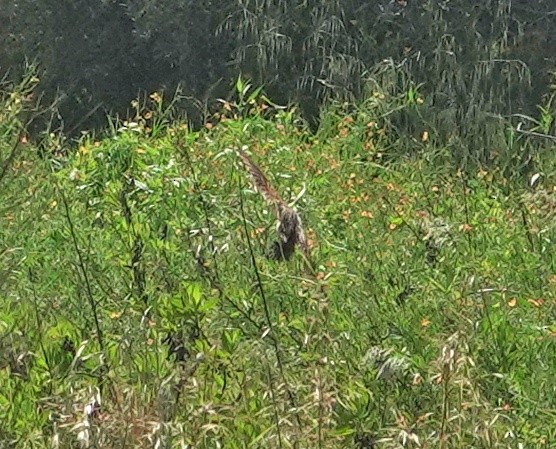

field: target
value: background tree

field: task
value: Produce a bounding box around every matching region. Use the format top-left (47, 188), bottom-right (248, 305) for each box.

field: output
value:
top-left (1, 0), bottom-right (553, 147)
top-left (2, 0), bottom-right (140, 135)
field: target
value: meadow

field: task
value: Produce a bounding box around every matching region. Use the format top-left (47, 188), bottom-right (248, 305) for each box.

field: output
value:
top-left (1, 78), bottom-right (555, 448)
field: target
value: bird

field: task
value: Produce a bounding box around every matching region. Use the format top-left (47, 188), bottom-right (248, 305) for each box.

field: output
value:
top-left (237, 147), bottom-right (310, 263)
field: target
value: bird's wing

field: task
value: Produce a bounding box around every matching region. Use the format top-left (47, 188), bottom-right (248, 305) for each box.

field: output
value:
top-left (238, 148), bottom-right (284, 209)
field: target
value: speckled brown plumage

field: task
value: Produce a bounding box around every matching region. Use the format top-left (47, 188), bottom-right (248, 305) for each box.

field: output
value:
top-left (238, 148), bottom-right (309, 262)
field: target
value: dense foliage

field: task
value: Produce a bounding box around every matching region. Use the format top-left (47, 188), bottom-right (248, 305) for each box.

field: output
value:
top-left (1, 70), bottom-right (556, 448)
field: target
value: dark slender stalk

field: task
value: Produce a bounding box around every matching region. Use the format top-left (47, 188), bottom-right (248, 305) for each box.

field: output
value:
top-left (460, 172), bottom-right (474, 249)
top-left (58, 187), bottom-right (108, 391)
top-left (417, 167), bottom-right (437, 217)
top-left (265, 360), bottom-right (284, 449)
top-left (119, 183), bottom-right (148, 305)
top-left (519, 201), bottom-right (544, 297)
top-left (519, 203), bottom-right (535, 253)
top-left (478, 288), bottom-right (504, 370)
top-left (27, 268), bottom-right (53, 394)
top-left (439, 363), bottom-right (451, 448)
top-left (177, 142), bottom-right (220, 268)
top-left (239, 184), bottom-right (285, 448)
top-left (238, 182), bottom-right (302, 447)
top-left (178, 140), bottom-right (262, 328)
top-left (0, 135), bottom-right (22, 185)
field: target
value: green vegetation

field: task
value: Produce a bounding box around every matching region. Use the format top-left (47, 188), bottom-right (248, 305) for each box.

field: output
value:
top-left (1, 74), bottom-right (556, 448)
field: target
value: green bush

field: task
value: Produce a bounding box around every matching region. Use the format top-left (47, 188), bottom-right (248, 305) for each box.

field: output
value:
top-left (1, 77), bottom-right (555, 447)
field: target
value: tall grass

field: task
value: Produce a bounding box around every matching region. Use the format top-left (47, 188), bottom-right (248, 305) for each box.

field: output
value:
top-left (0, 76), bottom-right (555, 448)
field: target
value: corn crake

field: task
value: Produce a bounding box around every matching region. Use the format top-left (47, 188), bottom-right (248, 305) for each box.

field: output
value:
top-left (237, 148), bottom-right (313, 270)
